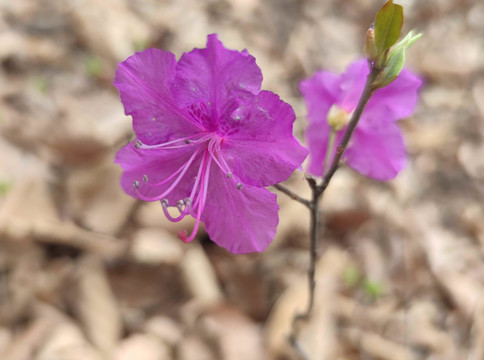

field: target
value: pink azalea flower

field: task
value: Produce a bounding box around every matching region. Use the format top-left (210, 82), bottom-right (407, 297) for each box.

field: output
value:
top-left (301, 59), bottom-right (422, 180)
top-left (114, 34), bottom-right (308, 253)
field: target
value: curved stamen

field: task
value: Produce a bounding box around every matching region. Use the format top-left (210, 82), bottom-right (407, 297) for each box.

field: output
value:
top-left (179, 152), bottom-right (212, 243)
top-left (185, 153), bottom-right (206, 215)
top-left (208, 139), bottom-right (233, 179)
top-left (197, 155), bottom-right (212, 213)
top-left (146, 146), bottom-right (202, 188)
top-left (132, 147), bottom-right (202, 202)
top-left (136, 134), bottom-right (211, 150)
top-left (208, 142), bottom-right (230, 175)
top-left (214, 140), bottom-right (233, 177)
top-left (161, 199), bottom-right (192, 222)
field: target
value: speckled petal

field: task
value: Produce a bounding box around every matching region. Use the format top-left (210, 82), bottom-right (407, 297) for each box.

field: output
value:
top-left (114, 49), bottom-right (202, 145)
top-left (221, 91), bottom-right (308, 186)
top-left (172, 34), bottom-right (262, 124)
top-left (115, 141), bottom-right (203, 204)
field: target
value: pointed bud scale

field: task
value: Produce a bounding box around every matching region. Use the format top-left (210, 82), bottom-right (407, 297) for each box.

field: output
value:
top-left (364, 24), bottom-right (378, 62)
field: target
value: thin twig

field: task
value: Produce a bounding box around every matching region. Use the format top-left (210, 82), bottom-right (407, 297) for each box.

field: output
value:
top-left (273, 183), bottom-right (312, 209)
top-left (285, 64), bottom-right (383, 358)
top-left (305, 176), bottom-right (320, 314)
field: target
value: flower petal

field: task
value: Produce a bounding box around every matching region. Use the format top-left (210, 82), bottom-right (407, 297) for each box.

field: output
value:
top-left (299, 70), bottom-right (341, 124)
top-left (365, 68), bottom-right (422, 123)
top-left (300, 69), bottom-right (344, 177)
top-left (202, 167), bottom-right (279, 253)
top-left (338, 59), bottom-right (369, 111)
top-left (305, 119), bottom-right (331, 176)
top-left (221, 91), bottom-right (308, 186)
top-left (172, 34), bottom-right (262, 119)
top-left (114, 49), bottom-right (201, 145)
top-left (115, 141), bottom-right (202, 204)
top-left (344, 121), bottom-right (406, 180)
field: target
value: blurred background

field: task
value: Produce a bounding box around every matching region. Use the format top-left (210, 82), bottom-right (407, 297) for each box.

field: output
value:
top-left (0, 0), bottom-right (483, 359)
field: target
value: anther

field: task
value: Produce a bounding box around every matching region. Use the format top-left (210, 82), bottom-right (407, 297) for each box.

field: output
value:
top-left (134, 140), bottom-right (142, 149)
top-left (151, 117), bottom-right (156, 121)
top-left (177, 199), bottom-right (184, 207)
top-left (237, 183), bottom-right (243, 190)
top-left (133, 180), bottom-right (140, 190)
top-left (143, 174), bottom-right (148, 183)
top-left (185, 140), bottom-right (191, 144)
top-left (227, 172), bottom-right (232, 178)
top-left (161, 198), bottom-right (169, 207)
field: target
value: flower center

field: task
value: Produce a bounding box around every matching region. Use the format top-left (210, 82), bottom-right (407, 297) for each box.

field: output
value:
top-left (327, 105), bottom-right (351, 131)
top-left (132, 135), bottom-right (239, 243)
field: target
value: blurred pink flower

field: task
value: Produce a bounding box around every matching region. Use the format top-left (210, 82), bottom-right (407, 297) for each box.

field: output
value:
top-left (301, 59), bottom-right (422, 180)
top-left (114, 34), bottom-right (307, 253)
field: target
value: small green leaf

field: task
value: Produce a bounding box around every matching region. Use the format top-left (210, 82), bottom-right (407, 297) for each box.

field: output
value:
top-left (343, 265), bottom-right (361, 288)
top-left (374, 0), bottom-right (404, 56)
top-left (394, 30), bottom-right (422, 52)
top-left (33, 75), bottom-right (49, 94)
top-left (373, 30), bottom-right (422, 88)
top-left (363, 279), bottom-right (384, 302)
top-left (374, 45), bottom-right (405, 88)
top-left (84, 55), bottom-right (103, 77)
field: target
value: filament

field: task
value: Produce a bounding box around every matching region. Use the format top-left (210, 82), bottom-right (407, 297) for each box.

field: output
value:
top-left (136, 134), bottom-right (211, 150)
top-left (179, 152), bottom-right (212, 243)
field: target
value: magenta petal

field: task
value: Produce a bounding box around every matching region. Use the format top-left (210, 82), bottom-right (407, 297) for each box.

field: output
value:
top-left (338, 59), bottom-right (369, 111)
top-left (365, 68), bottom-right (422, 123)
top-left (221, 91), bottom-right (308, 186)
top-left (202, 168), bottom-right (279, 253)
top-left (115, 142), bottom-right (202, 204)
top-left (344, 122), bottom-right (406, 180)
top-left (114, 49), bottom-right (201, 144)
top-left (305, 119), bottom-right (330, 176)
top-left (300, 70), bottom-right (341, 124)
top-left (301, 70), bottom-right (341, 177)
top-left (172, 34), bottom-right (262, 116)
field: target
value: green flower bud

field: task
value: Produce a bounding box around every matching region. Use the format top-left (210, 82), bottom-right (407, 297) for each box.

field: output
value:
top-left (373, 30), bottom-right (422, 89)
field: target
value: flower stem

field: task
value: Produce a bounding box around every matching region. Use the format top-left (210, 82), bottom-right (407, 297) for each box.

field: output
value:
top-left (273, 183), bottom-right (312, 209)
top-left (303, 64), bottom-right (382, 317)
top-left (323, 130), bottom-right (336, 175)
top-left (306, 180), bottom-right (320, 315)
